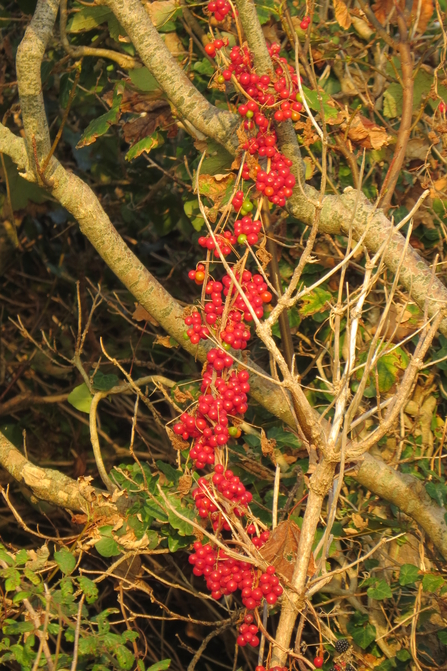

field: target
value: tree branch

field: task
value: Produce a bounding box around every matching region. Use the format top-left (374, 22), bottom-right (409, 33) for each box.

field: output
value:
top-left (0, 430), bottom-right (93, 513)
top-left (60, 0), bottom-right (139, 70)
top-left (102, 0), bottom-right (240, 153)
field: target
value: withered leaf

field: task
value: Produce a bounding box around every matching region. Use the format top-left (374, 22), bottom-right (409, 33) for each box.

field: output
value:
top-left (334, 0), bottom-right (352, 28)
top-left (173, 387), bottom-right (194, 404)
top-left (197, 173), bottom-right (235, 222)
top-left (261, 428), bottom-right (276, 458)
top-left (132, 303), bottom-right (159, 326)
top-left (123, 104), bottom-right (173, 145)
top-left (372, 0), bottom-right (433, 32)
top-left (343, 116), bottom-right (391, 150)
top-left (154, 334), bottom-right (178, 348)
top-left (259, 520), bottom-right (316, 582)
top-left (166, 426), bottom-right (189, 451)
top-left (178, 474), bottom-right (193, 497)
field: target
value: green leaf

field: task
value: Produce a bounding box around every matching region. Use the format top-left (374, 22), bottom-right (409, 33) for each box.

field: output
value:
top-left (77, 90), bottom-right (122, 148)
top-left (201, 140), bottom-right (234, 175)
top-left (300, 85), bottom-right (338, 119)
top-left (399, 564), bottom-right (420, 586)
top-left (438, 630), bottom-right (447, 645)
top-left (115, 644), bottom-right (134, 670)
top-left (357, 345), bottom-right (409, 394)
top-left (129, 67), bottom-right (160, 92)
top-left (396, 649), bottom-right (412, 662)
top-left (95, 536), bottom-right (121, 558)
top-left (425, 480), bottom-right (447, 506)
top-left (54, 548), bottom-right (76, 575)
top-left (77, 576), bottom-right (99, 604)
top-left (67, 6), bottom-right (113, 32)
top-left (2, 621), bottom-right (34, 635)
top-left (422, 573), bottom-right (445, 592)
top-left (24, 568), bottom-right (41, 586)
top-left (126, 134), bottom-right (161, 161)
top-left (147, 660), bottom-right (171, 671)
top-left (91, 370), bottom-right (120, 391)
top-left (351, 623), bottom-right (376, 649)
top-left (165, 495), bottom-right (195, 536)
top-left (367, 580), bottom-right (393, 600)
top-left (193, 58), bottom-right (215, 76)
top-left (3, 569), bottom-right (21, 592)
top-left (299, 287), bottom-right (332, 316)
top-left (12, 590), bottom-right (32, 604)
top-left (0, 549), bottom-right (14, 566)
top-left (67, 383), bottom-right (93, 414)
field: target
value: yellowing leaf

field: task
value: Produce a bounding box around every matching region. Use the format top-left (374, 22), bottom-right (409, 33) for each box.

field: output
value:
top-left (334, 0), bottom-right (352, 29)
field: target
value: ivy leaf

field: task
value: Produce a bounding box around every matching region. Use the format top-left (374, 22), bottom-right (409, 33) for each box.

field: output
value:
top-left (357, 345), bottom-right (409, 394)
top-left (399, 564), bottom-right (420, 586)
top-left (438, 630), bottom-right (447, 645)
top-left (91, 371), bottom-right (119, 391)
top-left (425, 481), bottom-right (447, 506)
top-left (350, 623), bottom-right (376, 649)
top-left (95, 537), bottom-right (121, 558)
top-left (77, 90), bottom-right (123, 148)
top-left (54, 548), bottom-right (76, 575)
top-left (299, 287), bottom-right (332, 316)
top-left (67, 383), bottom-right (93, 414)
top-left (422, 573), bottom-right (445, 592)
top-left (396, 650), bottom-right (412, 662)
top-left (367, 579), bottom-right (392, 600)
top-left (166, 495), bottom-right (195, 536)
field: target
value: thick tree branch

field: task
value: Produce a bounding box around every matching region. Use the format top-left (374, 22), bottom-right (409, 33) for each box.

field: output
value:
top-left (102, 0), bottom-right (240, 154)
top-left (0, 430), bottom-right (93, 513)
top-left (3, 0), bottom-right (447, 568)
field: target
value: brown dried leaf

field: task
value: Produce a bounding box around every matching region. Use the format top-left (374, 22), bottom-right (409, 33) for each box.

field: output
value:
top-left (197, 173), bottom-right (235, 222)
top-left (173, 387), bottom-right (194, 403)
top-left (178, 474), bottom-right (193, 497)
top-left (259, 520), bottom-right (316, 581)
top-left (372, 0), bottom-right (395, 25)
top-left (256, 240), bottom-right (272, 270)
top-left (343, 117), bottom-right (391, 150)
top-left (351, 513), bottom-right (368, 530)
top-left (334, 0), bottom-right (352, 28)
top-left (123, 104), bottom-right (173, 145)
top-left (132, 304), bottom-right (159, 327)
top-left (261, 428), bottom-right (276, 457)
top-left (166, 426), bottom-right (190, 451)
top-left (411, 0), bottom-right (434, 32)
top-left (154, 335), bottom-right (178, 348)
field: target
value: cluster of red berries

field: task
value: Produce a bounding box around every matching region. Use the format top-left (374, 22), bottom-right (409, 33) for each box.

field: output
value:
top-left (221, 270), bottom-right (273, 322)
top-left (300, 14), bottom-right (311, 29)
top-left (204, 37), bottom-right (227, 57)
top-left (207, 0), bottom-right (232, 22)
top-left (188, 263), bottom-right (206, 284)
top-left (247, 523), bottom-right (270, 548)
top-left (198, 230), bottom-right (237, 257)
top-left (256, 667), bottom-right (287, 671)
top-left (173, 368), bottom-right (250, 468)
top-left (188, 540), bottom-right (282, 610)
top-left (234, 215), bottom-right (262, 245)
top-left (237, 615), bottom-right (260, 647)
top-left (192, 467), bottom-right (253, 524)
top-left (184, 310), bottom-right (210, 344)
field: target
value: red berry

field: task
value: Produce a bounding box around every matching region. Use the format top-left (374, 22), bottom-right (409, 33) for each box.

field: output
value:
top-left (314, 657), bottom-right (324, 668)
top-left (205, 43), bottom-right (216, 56)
